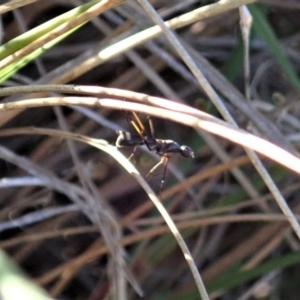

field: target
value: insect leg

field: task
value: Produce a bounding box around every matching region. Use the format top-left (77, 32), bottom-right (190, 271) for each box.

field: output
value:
top-left (128, 145), bottom-right (138, 163)
top-left (132, 111), bottom-right (146, 135)
top-left (147, 115), bottom-right (155, 139)
top-left (147, 156), bottom-right (166, 177)
top-left (159, 155), bottom-right (169, 199)
top-left (146, 155), bottom-right (168, 199)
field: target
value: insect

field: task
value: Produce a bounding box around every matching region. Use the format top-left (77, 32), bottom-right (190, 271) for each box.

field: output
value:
top-left (116, 111), bottom-right (194, 193)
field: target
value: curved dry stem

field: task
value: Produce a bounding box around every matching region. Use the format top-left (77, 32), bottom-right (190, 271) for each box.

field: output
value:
top-left (1, 91), bottom-right (300, 250)
top-left (0, 126), bottom-right (202, 297)
top-left (0, 96), bottom-right (298, 174)
top-left (1, 94), bottom-right (300, 242)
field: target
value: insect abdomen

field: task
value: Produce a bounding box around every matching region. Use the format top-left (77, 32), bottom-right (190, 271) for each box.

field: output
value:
top-left (116, 131), bottom-right (144, 148)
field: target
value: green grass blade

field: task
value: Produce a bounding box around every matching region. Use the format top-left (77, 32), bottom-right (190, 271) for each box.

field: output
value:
top-left (0, 0), bottom-right (99, 60)
top-left (248, 4), bottom-right (300, 94)
top-left (0, 250), bottom-right (51, 300)
top-left (208, 251), bottom-right (300, 292)
top-left (0, 26), bottom-right (79, 83)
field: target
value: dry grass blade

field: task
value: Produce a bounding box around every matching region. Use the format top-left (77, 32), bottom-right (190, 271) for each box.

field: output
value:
top-left (1, 0), bottom-right (300, 299)
top-left (3, 95), bottom-right (298, 173)
top-left (0, 126), bottom-right (203, 298)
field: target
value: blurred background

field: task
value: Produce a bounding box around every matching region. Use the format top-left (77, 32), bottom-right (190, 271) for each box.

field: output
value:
top-left (0, 0), bottom-right (300, 299)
